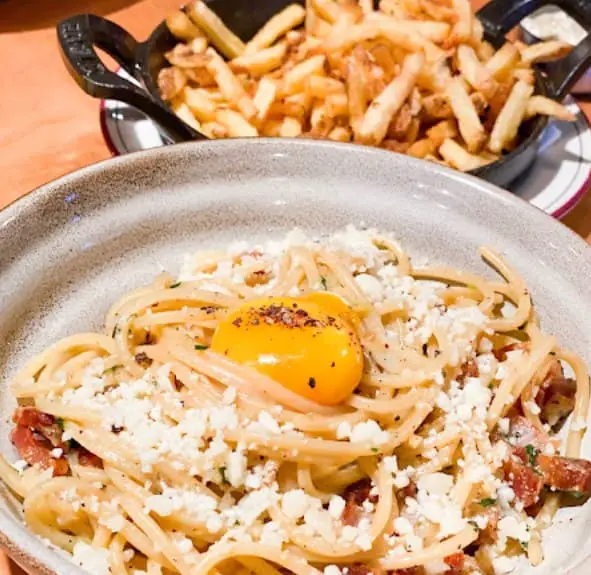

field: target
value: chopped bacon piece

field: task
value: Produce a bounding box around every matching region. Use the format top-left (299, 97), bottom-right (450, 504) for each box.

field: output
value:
top-left (390, 569), bottom-right (421, 575)
top-left (444, 552), bottom-right (465, 571)
top-left (505, 416), bottom-right (591, 501)
top-left (78, 447), bottom-right (103, 469)
top-left (345, 565), bottom-right (381, 575)
top-left (13, 407), bottom-right (63, 447)
top-left (11, 426), bottom-right (68, 476)
top-left (508, 416), bottom-right (548, 451)
top-left (537, 455), bottom-right (591, 494)
top-left (465, 502), bottom-right (499, 544)
top-left (493, 342), bottom-right (527, 362)
top-left (456, 360), bottom-right (478, 385)
top-left (402, 480), bottom-right (417, 499)
top-left (534, 360), bottom-right (576, 429)
top-left (342, 478), bottom-right (377, 526)
top-left (503, 450), bottom-right (544, 508)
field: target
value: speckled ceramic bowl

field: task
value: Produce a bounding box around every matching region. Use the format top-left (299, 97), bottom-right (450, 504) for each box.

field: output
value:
top-left (0, 139), bottom-right (590, 575)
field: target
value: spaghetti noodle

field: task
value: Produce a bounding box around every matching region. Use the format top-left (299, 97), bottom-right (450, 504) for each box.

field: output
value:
top-left (1, 227), bottom-right (589, 575)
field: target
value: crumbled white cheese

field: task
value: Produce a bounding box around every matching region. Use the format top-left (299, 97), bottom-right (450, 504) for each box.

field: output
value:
top-left (492, 555), bottom-right (517, 574)
top-left (349, 420), bottom-right (389, 445)
top-left (328, 495), bottom-right (346, 519)
top-left (393, 516), bottom-right (413, 535)
top-left (11, 460), bottom-right (27, 473)
top-left (497, 516), bottom-right (531, 547)
top-left (523, 400), bottom-right (541, 415)
top-left (571, 416), bottom-right (587, 431)
top-left (72, 542), bottom-right (111, 575)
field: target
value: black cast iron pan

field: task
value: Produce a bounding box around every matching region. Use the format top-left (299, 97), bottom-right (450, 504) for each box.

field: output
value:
top-left (57, 0), bottom-right (591, 189)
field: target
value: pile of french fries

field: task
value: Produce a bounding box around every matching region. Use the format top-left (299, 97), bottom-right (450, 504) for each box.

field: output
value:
top-left (158, 0), bottom-right (575, 171)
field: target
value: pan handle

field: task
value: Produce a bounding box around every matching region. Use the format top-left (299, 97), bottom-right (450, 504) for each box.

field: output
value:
top-left (477, 0), bottom-right (591, 99)
top-left (57, 14), bottom-right (199, 143)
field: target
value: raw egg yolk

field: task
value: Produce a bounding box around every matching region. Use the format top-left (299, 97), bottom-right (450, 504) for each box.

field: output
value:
top-left (210, 294), bottom-right (363, 405)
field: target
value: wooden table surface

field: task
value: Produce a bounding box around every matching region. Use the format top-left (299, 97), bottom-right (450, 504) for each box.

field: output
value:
top-left (0, 0), bottom-right (590, 572)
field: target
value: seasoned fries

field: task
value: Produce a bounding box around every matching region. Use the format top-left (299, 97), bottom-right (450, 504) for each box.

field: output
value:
top-left (489, 80), bottom-right (534, 153)
top-left (357, 52), bottom-right (424, 145)
top-left (244, 4), bottom-right (306, 54)
top-left (445, 77), bottom-right (485, 153)
top-left (159, 0), bottom-right (576, 173)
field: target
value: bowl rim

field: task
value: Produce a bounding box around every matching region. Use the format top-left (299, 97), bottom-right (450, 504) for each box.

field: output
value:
top-left (1, 137), bottom-right (590, 575)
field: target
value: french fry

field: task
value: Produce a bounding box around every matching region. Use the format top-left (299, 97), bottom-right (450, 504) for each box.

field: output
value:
top-left (419, 0), bottom-right (456, 22)
top-left (356, 51), bottom-right (424, 145)
top-left (183, 67), bottom-right (216, 87)
top-left (307, 76), bottom-right (346, 98)
top-left (230, 43), bottom-right (287, 76)
top-left (279, 116), bottom-right (303, 137)
top-left (183, 87), bottom-right (217, 121)
top-left (200, 121), bottom-right (228, 138)
top-left (488, 80), bottom-right (534, 153)
top-left (524, 96), bottom-right (576, 122)
top-left (166, 11), bottom-right (204, 41)
top-left (426, 119), bottom-right (458, 147)
top-left (165, 44), bottom-right (210, 68)
top-left (196, 88), bottom-right (225, 103)
top-left (375, 20), bottom-right (444, 62)
top-left (269, 100), bottom-right (307, 120)
top-left (446, 76), bottom-right (486, 153)
top-left (407, 138), bottom-right (436, 158)
top-left (171, 100), bottom-right (201, 131)
top-left (456, 44), bottom-right (498, 100)
top-left (346, 53), bottom-right (368, 130)
top-left (253, 77), bottom-right (278, 122)
top-left (485, 43), bottom-right (520, 80)
top-left (471, 92), bottom-right (488, 117)
top-left (409, 87), bottom-right (422, 116)
top-left (405, 117), bottom-right (420, 143)
top-left (476, 40), bottom-right (495, 63)
top-left (262, 119), bottom-right (283, 136)
top-left (205, 48), bottom-right (257, 120)
top-left (521, 41), bottom-right (571, 65)
top-left (309, 102), bottom-right (335, 136)
top-left (487, 79), bottom-right (515, 121)
top-left (366, 13), bottom-right (451, 42)
top-left (368, 43), bottom-right (397, 81)
top-left (158, 67), bottom-right (187, 101)
top-left (422, 93), bottom-right (452, 120)
top-left (189, 37), bottom-right (209, 54)
top-left (280, 55), bottom-right (327, 96)
top-left (325, 93), bottom-right (349, 117)
top-left (187, 0), bottom-right (245, 59)
top-left (359, 0), bottom-right (373, 15)
top-left (439, 138), bottom-right (485, 171)
top-left (417, 58), bottom-right (451, 93)
top-left (470, 16), bottom-right (484, 45)
top-left (382, 139), bottom-right (410, 153)
top-left (244, 4), bottom-right (306, 54)
top-left (285, 91), bottom-right (314, 113)
top-left (311, 0), bottom-right (343, 23)
top-left (216, 109), bottom-right (259, 137)
top-left (449, 0), bottom-right (473, 44)
top-left (512, 68), bottom-right (535, 85)
top-left (387, 104), bottom-right (412, 139)
top-left (328, 126), bottom-right (352, 141)
top-left (305, 4), bottom-right (332, 37)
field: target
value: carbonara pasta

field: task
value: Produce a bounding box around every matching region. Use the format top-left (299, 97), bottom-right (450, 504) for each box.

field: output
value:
top-left (1, 227), bottom-right (590, 575)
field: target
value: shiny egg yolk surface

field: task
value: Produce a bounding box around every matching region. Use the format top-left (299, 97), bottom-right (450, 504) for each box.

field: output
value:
top-left (210, 293), bottom-right (363, 405)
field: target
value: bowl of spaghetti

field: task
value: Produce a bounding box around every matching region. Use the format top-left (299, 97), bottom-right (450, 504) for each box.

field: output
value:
top-left (0, 139), bottom-right (590, 575)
